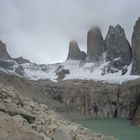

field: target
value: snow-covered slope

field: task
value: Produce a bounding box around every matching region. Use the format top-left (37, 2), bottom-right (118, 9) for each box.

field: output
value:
top-left (13, 60), bottom-right (140, 84)
top-left (0, 58), bottom-right (140, 84)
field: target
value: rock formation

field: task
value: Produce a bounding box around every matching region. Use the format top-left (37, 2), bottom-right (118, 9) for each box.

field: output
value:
top-left (133, 104), bottom-right (140, 127)
top-left (14, 56), bottom-right (30, 64)
top-left (0, 40), bottom-right (11, 59)
top-left (131, 17), bottom-right (140, 75)
top-left (105, 25), bottom-right (132, 69)
top-left (56, 69), bottom-right (70, 81)
top-left (43, 79), bottom-right (140, 119)
top-left (67, 40), bottom-right (86, 60)
top-left (86, 27), bottom-right (105, 62)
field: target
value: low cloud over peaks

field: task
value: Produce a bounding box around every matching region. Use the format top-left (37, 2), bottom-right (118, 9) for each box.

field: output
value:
top-left (0, 0), bottom-right (139, 64)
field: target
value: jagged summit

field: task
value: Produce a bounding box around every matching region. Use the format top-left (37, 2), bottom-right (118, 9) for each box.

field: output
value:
top-left (131, 17), bottom-right (140, 74)
top-left (14, 56), bottom-right (30, 64)
top-left (0, 40), bottom-right (11, 59)
top-left (0, 18), bottom-right (140, 83)
top-left (106, 25), bottom-right (126, 38)
top-left (67, 40), bottom-right (86, 60)
top-left (86, 27), bottom-right (105, 62)
top-left (105, 24), bottom-right (132, 70)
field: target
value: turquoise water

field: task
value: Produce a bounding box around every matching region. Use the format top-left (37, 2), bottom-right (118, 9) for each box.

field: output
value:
top-left (74, 118), bottom-right (140, 140)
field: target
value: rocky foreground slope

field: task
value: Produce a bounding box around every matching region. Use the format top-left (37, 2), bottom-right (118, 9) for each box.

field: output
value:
top-left (0, 78), bottom-right (116, 140)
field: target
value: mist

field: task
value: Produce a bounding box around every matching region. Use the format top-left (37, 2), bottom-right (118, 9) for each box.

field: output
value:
top-left (0, 0), bottom-right (140, 64)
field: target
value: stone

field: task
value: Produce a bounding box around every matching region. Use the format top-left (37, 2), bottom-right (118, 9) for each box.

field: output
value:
top-left (86, 27), bottom-right (105, 62)
top-left (56, 69), bottom-right (70, 81)
top-left (131, 17), bottom-right (140, 74)
top-left (67, 40), bottom-right (86, 60)
top-left (15, 65), bottom-right (24, 75)
top-left (0, 111), bottom-right (43, 140)
top-left (132, 91), bottom-right (140, 127)
top-left (133, 105), bottom-right (140, 127)
top-left (52, 128), bottom-right (73, 140)
top-left (0, 40), bottom-right (11, 59)
top-left (0, 102), bottom-right (36, 123)
top-left (105, 25), bottom-right (132, 69)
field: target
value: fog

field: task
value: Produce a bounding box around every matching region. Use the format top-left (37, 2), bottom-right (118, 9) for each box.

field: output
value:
top-left (0, 0), bottom-right (140, 64)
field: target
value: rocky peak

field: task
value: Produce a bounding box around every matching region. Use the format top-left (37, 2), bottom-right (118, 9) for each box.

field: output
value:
top-left (131, 17), bottom-right (140, 74)
top-left (14, 56), bottom-right (30, 64)
top-left (0, 40), bottom-right (11, 59)
top-left (105, 24), bottom-right (132, 69)
top-left (86, 27), bottom-right (105, 62)
top-left (106, 25), bottom-right (125, 39)
top-left (67, 40), bottom-right (86, 60)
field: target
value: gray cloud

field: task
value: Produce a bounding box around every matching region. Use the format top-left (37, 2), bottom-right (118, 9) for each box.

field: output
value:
top-left (0, 0), bottom-right (140, 64)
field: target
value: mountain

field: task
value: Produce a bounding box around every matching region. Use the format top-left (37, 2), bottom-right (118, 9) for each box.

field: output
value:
top-left (67, 40), bottom-right (86, 60)
top-left (105, 25), bottom-right (132, 73)
top-left (131, 17), bottom-right (140, 75)
top-left (86, 27), bottom-right (105, 62)
top-left (0, 17), bottom-right (140, 84)
top-left (0, 40), bottom-right (11, 59)
top-left (0, 18), bottom-right (140, 140)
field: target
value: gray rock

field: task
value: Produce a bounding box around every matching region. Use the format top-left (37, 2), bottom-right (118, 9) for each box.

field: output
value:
top-left (67, 40), bottom-right (86, 60)
top-left (15, 65), bottom-right (24, 75)
top-left (56, 69), bottom-right (70, 81)
top-left (0, 59), bottom-right (17, 71)
top-left (105, 25), bottom-right (132, 69)
top-left (14, 56), bottom-right (30, 64)
top-left (43, 79), bottom-right (140, 119)
top-left (131, 17), bottom-right (140, 75)
top-left (86, 27), bottom-right (105, 62)
top-left (0, 111), bottom-right (43, 140)
top-left (0, 40), bottom-right (11, 59)
top-left (133, 104), bottom-right (140, 127)
top-left (52, 128), bottom-right (73, 140)
top-left (0, 101), bottom-right (36, 123)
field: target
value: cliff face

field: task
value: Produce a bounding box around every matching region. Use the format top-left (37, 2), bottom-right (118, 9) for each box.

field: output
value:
top-left (86, 27), bottom-right (105, 62)
top-left (105, 25), bottom-right (132, 63)
top-left (131, 17), bottom-right (140, 75)
top-left (133, 105), bottom-right (140, 127)
top-left (42, 79), bottom-right (140, 119)
top-left (105, 25), bottom-right (132, 71)
top-left (67, 40), bottom-right (86, 61)
top-left (0, 40), bottom-right (11, 59)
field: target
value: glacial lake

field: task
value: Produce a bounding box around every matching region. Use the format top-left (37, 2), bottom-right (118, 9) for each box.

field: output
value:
top-left (74, 118), bottom-right (140, 140)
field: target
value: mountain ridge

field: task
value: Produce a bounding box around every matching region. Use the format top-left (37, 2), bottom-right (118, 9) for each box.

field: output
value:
top-left (0, 17), bottom-right (140, 83)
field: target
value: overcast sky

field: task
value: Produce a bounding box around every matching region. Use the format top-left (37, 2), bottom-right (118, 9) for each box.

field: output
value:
top-left (0, 0), bottom-right (140, 64)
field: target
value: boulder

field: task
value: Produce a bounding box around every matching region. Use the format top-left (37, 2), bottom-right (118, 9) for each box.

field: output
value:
top-left (131, 17), bottom-right (140, 75)
top-left (15, 65), bottom-right (24, 75)
top-left (56, 69), bottom-right (70, 81)
top-left (86, 27), bottom-right (105, 62)
top-left (0, 101), bottom-right (36, 123)
top-left (52, 128), bottom-right (73, 140)
top-left (0, 111), bottom-right (43, 140)
top-left (67, 40), bottom-right (86, 60)
top-left (105, 25), bottom-right (132, 69)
